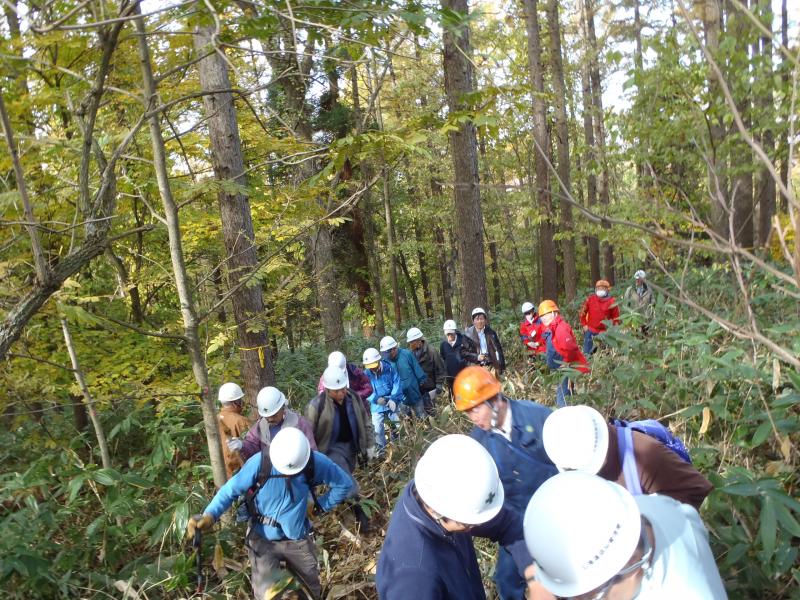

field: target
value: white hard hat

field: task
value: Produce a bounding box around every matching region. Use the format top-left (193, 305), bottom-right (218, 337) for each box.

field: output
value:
top-left (322, 365), bottom-right (348, 390)
top-left (327, 351), bottom-right (347, 370)
top-left (379, 335), bottom-right (398, 352)
top-left (414, 434), bottom-right (505, 525)
top-left (256, 386), bottom-right (287, 417)
top-left (542, 405), bottom-right (610, 474)
top-left (362, 347), bottom-right (382, 368)
top-left (218, 382), bottom-right (244, 404)
top-left (406, 327), bottom-right (424, 343)
top-left (269, 427), bottom-right (311, 475)
top-left (471, 307), bottom-right (487, 318)
top-left (634, 269), bottom-right (646, 279)
top-left (523, 472), bottom-right (641, 597)
top-left (443, 319), bottom-right (458, 333)
top-left (521, 301), bottom-right (535, 314)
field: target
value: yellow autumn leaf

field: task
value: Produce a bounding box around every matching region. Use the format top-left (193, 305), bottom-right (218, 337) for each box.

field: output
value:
top-left (699, 407), bottom-right (711, 436)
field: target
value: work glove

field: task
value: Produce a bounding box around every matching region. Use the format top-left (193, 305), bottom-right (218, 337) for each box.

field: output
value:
top-left (186, 513), bottom-right (215, 541)
top-left (428, 389), bottom-right (437, 401)
top-left (366, 446), bottom-right (377, 460)
top-left (386, 400), bottom-right (397, 412)
top-left (376, 396), bottom-right (387, 406)
top-left (226, 438), bottom-right (243, 452)
top-left (526, 341), bottom-right (538, 349)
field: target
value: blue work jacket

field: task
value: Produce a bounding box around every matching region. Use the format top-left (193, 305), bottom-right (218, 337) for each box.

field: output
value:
top-left (376, 481), bottom-right (532, 600)
top-left (387, 347), bottom-right (427, 405)
top-left (204, 450), bottom-right (353, 541)
top-left (366, 359), bottom-right (404, 414)
top-left (470, 398), bottom-right (557, 513)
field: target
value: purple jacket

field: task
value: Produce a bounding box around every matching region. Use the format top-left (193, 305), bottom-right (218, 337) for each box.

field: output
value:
top-left (317, 363), bottom-right (372, 413)
top-left (240, 408), bottom-right (318, 462)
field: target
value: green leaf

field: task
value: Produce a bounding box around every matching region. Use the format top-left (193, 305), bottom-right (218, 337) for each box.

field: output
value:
top-left (720, 482), bottom-right (760, 496)
top-left (92, 468), bottom-right (122, 486)
top-left (121, 473), bottom-right (153, 489)
top-left (67, 474), bottom-right (86, 504)
top-left (771, 498), bottom-right (800, 538)
top-left (760, 496), bottom-right (777, 558)
top-left (751, 421), bottom-right (772, 447)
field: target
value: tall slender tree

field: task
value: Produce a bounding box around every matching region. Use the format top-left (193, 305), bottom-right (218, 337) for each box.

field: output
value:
top-left (441, 0), bottom-right (489, 322)
top-left (521, 0), bottom-right (559, 300)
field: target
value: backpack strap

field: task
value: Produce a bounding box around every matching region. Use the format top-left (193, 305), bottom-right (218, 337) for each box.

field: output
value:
top-left (617, 426), bottom-right (643, 496)
top-left (303, 452), bottom-right (323, 514)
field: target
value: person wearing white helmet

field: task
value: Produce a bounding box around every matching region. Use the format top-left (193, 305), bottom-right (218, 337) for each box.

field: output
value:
top-left (519, 302), bottom-right (546, 360)
top-left (440, 318), bottom-right (480, 392)
top-left (465, 307), bottom-right (506, 375)
top-left (377, 435), bottom-right (538, 599)
top-left (406, 327), bottom-right (446, 416)
top-left (523, 471), bottom-right (726, 600)
top-left (624, 269), bottom-right (655, 335)
top-left (315, 351), bottom-right (373, 413)
top-left (186, 427), bottom-right (353, 600)
top-left (306, 365), bottom-right (376, 532)
top-left (362, 347), bottom-right (402, 452)
top-left (542, 405), bottom-right (712, 510)
top-left (240, 386), bottom-right (317, 462)
top-left (380, 334), bottom-right (428, 418)
top-left (216, 382), bottom-right (252, 477)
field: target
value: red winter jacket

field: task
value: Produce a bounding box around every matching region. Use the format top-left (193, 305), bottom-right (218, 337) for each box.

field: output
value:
top-left (519, 316), bottom-right (546, 354)
top-left (547, 315), bottom-right (590, 373)
top-left (579, 294), bottom-right (621, 334)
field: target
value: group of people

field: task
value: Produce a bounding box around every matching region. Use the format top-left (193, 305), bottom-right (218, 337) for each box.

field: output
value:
top-left (186, 269), bottom-right (714, 600)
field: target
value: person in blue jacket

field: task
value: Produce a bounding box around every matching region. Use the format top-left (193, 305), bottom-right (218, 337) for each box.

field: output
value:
top-left (380, 335), bottom-right (427, 418)
top-left (362, 346), bottom-right (403, 452)
top-left (377, 434), bottom-right (537, 599)
top-left (453, 366), bottom-right (558, 600)
top-left (186, 427), bottom-right (353, 600)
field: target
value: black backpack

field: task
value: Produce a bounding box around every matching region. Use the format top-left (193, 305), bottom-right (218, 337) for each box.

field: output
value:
top-left (243, 450), bottom-right (321, 528)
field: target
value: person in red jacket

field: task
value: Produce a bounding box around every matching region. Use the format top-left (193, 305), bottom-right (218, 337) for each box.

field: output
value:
top-left (539, 300), bottom-right (589, 407)
top-left (518, 301), bottom-right (546, 360)
top-left (579, 279), bottom-right (621, 355)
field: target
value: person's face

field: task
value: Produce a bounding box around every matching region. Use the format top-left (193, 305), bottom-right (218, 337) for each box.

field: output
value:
top-left (473, 314), bottom-right (487, 329)
top-left (327, 387), bottom-right (347, 404)
top-left (409, 339), bottom-right (423, 351)
top-left (368, 363), bottom-right (381, 375)
top-left (228, 399), bottom-right (243, 413)
top-left (465, 396), bottom-right (501, 431)
top-left (524, 310), bottom-right (535, 322)
top-left (389, 347), bottom-right (399, 360)
top-left (446, 331), bottom-right (457, 343)
top-left (540, 311), bottom-right (556, 326)
top-left (636, 278), bottom-right (644, 286)
top-left (266, 405), bottom-right (285, 425)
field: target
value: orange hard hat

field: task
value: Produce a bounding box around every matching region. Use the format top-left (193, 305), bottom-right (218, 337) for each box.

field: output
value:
top-left (538, 299), bottom-right (559, 316)
top-left (595, 279), bottom-right (611, 289)
top-left (454, 366), bottom-right (502, 411)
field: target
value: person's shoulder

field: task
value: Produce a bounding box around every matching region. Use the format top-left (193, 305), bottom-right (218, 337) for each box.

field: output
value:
top-left (509, 398), bottom-right (551, 418)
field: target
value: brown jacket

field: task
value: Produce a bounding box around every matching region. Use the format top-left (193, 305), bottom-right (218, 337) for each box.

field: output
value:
top-left (306, 390), bottom-right (375, 456)
top-left (599, 423), bottom-right (713, 509)
top-left (217, 405), bottom-right (251, 477)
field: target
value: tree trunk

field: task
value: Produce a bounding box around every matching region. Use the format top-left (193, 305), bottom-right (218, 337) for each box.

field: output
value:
top-left (581, 55), bottom-right (602, 284)
top-left (779, 0), bottom-right (789, 210)
top-left (135, 13), bottom-right (227, 488)
top-left (704, 0), bottom-right (728, 237)
top-left (728, 0), bottom-right (754, 249)
top-left (61, 318), bottom-right (112, 470)
top-left (442, 0), bottom-right (489, 323)
top-left (382, 168), bottom-right (403, 327)
top-left (755, 0), bottom-right (775, 247)
top-left (584, 0), bottom-right (616, 284)
top-left (413, 217), bottom-right (435, 318)
top-left (311, 224), bottom-right (344, 349)
top-left (547, 0), bottom-right (577, 302)
top-left (398, 251), bottom-right (424, 319)
top-left (434, 225), bottom-right (454, 320)
top-left (522, 0), bottom-right (559, 300)
top-left (195, 25), bottom-right (275, 405)
top-left (488, 240), bottom-right (502, 308)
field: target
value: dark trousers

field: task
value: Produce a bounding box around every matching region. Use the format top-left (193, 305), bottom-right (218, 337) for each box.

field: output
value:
top-left (247, 530), bottom-right (320, 599)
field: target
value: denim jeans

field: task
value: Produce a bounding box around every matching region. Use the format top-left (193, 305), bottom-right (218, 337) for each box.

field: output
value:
top-left (371, 410), bottom-right (399, 450)
top-left (555, 376), bottom-right (572, 408)
top-left (398, 399), bottom-right (426, 418)
top-left (583, 329), bottom-right (597, 355)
